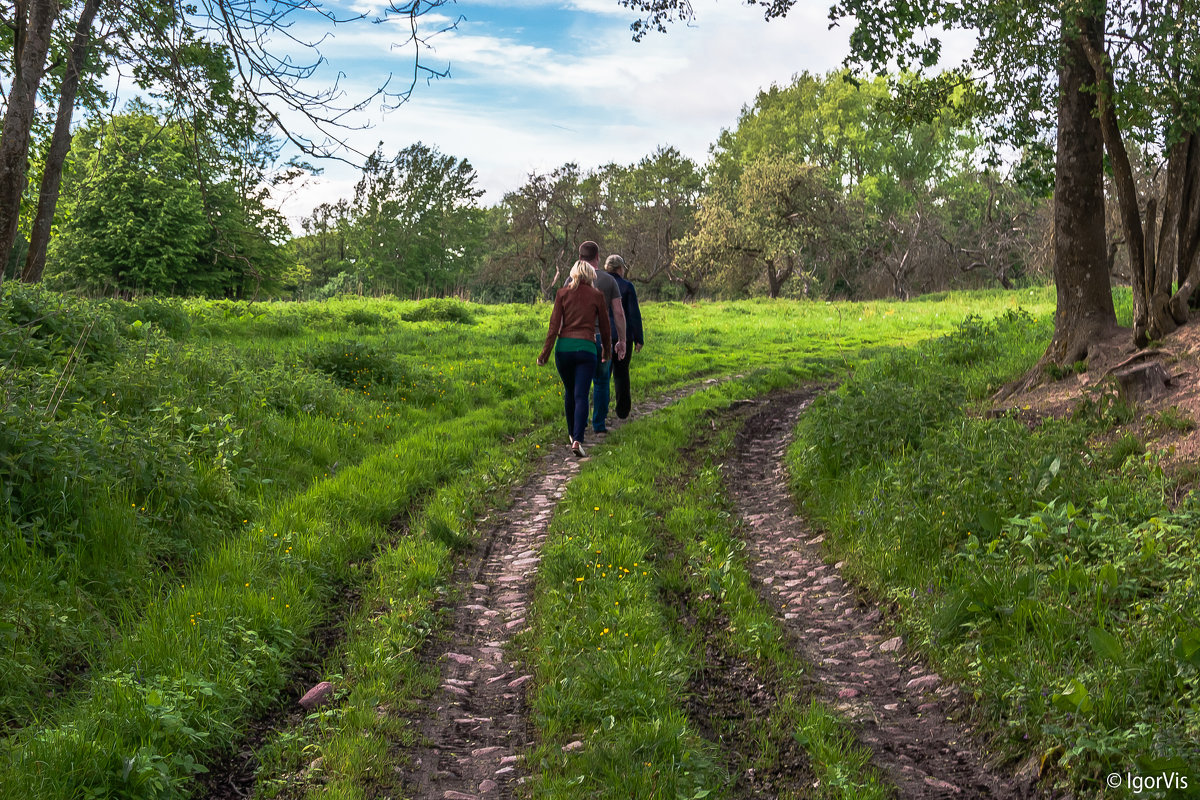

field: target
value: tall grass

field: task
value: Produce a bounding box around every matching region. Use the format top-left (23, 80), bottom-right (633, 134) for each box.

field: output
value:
top-left (789, 308), bottom-right (1200, 794)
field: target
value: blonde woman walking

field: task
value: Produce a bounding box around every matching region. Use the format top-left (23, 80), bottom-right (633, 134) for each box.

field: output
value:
top-left (537, 260), bottom-right (612, 457)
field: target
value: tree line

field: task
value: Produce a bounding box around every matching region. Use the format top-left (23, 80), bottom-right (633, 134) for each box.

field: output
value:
top-left (289, 70), bottom-right (1053, 302)
top-left (7, 0), bottom-right (1200, 370)
top-left (6, 60), bottom-right (1051, 303)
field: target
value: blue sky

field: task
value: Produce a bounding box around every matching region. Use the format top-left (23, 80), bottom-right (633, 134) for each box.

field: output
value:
top-left (271, 0), bottom-right (937, 225)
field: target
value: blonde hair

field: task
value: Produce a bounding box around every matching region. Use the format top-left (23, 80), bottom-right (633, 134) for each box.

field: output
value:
top-left (567, 260), bottom-right (596, 289)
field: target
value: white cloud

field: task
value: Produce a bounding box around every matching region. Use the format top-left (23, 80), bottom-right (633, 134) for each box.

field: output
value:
top-left (276, 0), bottom-right (969, 228)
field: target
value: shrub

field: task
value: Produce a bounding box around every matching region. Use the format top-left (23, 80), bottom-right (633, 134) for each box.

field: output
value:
top-left (404, 298), bottom-right (476, 324)
top-left (344, 308), bottom-right (387, 328)
top-left (308, 341), bottom-right (407, 390)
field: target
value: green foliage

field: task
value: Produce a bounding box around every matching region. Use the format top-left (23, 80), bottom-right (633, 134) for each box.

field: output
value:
top-left (308, 341), bottom-right (407, 390)
top-left (710, 70), bottom-right (978, 218)
top-left (796, 311), bottom-right (1041, 480)
top-left (343, 307), bottom-right (387, 328)
top-left (292, 142), bottom-right (486, 299)
top-left (682, 149), bottom-right (857, 298)
top-left (403, 297), bottom-right (477, 324)
top-left (46, 110), bottom-right (290, 298)
top-left (700, 69), bottom-right (1046, 299)
top-left (1148, 405), bottom-right (1195, 433)
top-left (789, 304), bottom-right (1200, 791)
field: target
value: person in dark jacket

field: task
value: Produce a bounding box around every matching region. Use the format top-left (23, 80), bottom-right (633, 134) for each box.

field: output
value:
top-left (538, 260), bottom-right (612, 457)
top-left (603, 254), bottom-right (643, 419)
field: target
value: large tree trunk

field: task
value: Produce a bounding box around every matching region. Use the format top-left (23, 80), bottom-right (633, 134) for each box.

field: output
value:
top-left (1042, 10), bottom-right (1118, 368)
top-left (765, 257), bottom-right (790, 298)
top-left (0, 0), bottom-right (62, 274)
top-left (21, 0), bottom-right (102, 284)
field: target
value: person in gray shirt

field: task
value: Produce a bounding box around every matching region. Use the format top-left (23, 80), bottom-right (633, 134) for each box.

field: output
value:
top-left (577, 241), bottom-right (625, 434)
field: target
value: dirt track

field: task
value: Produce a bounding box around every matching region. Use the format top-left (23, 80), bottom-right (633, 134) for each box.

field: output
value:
top-left (723, 390), bottom-right (1039, 799)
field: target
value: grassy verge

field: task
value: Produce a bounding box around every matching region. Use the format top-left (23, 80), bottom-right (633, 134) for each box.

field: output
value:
top-left (525, 367), bottom-right (890, 799)
top-left (789, 309), bottom-right (1200, 795)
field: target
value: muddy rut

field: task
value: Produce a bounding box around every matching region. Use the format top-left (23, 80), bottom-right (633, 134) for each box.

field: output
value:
top-left (724, 391), bottom-right (1038, 799)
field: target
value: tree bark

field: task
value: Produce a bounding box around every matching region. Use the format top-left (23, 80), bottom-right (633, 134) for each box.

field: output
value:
top-left (1168, 134), bottom-right (1200, 323)
top-left (21, 0), bottom-right (101, 284)
top-left (0, 0), bottom-right (62, 275)
top-left (766, 258), bottom-right (781, 298)
top-left (1042, 10), bottom-right (1118, 367)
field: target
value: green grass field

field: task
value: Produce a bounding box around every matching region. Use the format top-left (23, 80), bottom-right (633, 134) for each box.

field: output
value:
top-left (9, 283), bottom-right (1191, 798)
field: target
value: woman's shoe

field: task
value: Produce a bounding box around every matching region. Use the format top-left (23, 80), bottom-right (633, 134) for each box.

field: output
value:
top-left (571, 440), bottom-right (586, 458)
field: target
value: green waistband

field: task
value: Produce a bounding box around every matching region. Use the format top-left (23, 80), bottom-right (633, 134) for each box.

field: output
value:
top-left (556, 336), bottom-right (597, 354)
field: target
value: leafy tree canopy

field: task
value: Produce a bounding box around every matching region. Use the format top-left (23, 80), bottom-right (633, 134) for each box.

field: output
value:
top-left (710, 69), bottom-right (980, 219)
top-left (47, 109), bottom-right (289, 297)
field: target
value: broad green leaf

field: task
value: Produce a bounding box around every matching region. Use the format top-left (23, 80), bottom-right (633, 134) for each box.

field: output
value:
top-left (1173, 629), bottom-right (1200, 668)
top-left (1051, 678), bottom-right (1092, 713)
top-left (1087, 627), bottom-right (1124, 663)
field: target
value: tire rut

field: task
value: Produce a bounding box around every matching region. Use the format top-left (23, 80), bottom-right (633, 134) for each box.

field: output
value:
top-left (396, 378), bottom-right (734, 800)
top-left (724, 390), bottom-right (1040, 800)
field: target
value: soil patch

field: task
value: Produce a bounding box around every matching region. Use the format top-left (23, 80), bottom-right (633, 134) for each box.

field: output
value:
top-left (725, 390), bottom-right (1040, 799)
top-left (999, 322), bottom-right (1200, 483)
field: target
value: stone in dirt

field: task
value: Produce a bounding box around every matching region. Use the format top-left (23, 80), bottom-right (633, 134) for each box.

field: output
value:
top-left (479, 779), bottom-right (498, 793)
top-left (299, 681), bottom-right (334, 709)
top-left (561, 740), bottom-right (584, 752)
top-left (471, 746), bottom-right (502, 758)
top-left (906, 674), bottom-right (942, 692)
top-left (446, 652), bottom-right (474, 664)
top-left (442, 792), bottom-right (478, 800)
top-left (924, 776), bottom-right (962, 792)
top-left (879, 636), bottom-right (903, 652)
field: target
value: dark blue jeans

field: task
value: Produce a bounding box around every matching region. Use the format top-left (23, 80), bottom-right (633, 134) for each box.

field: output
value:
top-left (592, 335), bottom-right (612, 431)
top-left (555, 348), bottom-right (597, 443)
